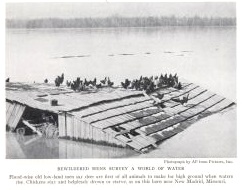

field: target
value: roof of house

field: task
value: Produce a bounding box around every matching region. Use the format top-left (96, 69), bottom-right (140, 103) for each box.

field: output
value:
top-left (6, 81), bottom-right (235, 152)
top-left (67, 82), bottom-right (234, 151)
top-left (6, 82), bottom-right (143, 113)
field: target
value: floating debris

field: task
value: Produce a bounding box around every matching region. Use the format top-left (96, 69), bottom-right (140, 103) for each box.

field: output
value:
top-left (60, 56), bottom-right (76, 58)
top-left (76, 55), bottom-right (90, 57)
top-left (164, 51), bottom-right (174, 53)
top-left (181, 50), bottom-right (193, 53)
top-left (60, 55), bottom-right (90, 58)
top-left (119, 53), bottom-right (134, 56)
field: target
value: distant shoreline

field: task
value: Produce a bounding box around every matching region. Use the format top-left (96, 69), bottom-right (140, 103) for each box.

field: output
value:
top-left (6, 16), bottom-right (236, 29)
top-left (6, 25), bottom-right (236, 31)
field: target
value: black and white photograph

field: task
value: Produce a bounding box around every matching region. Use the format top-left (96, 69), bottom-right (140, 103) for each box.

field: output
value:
top-left (5, 2), bottom-right (236, 159)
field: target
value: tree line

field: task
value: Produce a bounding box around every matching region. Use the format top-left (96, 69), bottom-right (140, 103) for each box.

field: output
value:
top-left (6, 16), bottom-right (236, 28)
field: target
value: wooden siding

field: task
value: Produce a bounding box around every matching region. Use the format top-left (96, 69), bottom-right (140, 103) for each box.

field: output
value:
top-left (59, 114), bottom-right (126, 147)
top-left (6, 101), bottom-right (26, 130)
top-left (58, 113), bottom-right (66, 137)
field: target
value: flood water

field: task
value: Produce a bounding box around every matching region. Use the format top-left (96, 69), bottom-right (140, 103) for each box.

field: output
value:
top-left (6, 27), bottom-right (236, 101)
top-left (6, 27), bottom-right (236, 158)
top-left (6, 133), bottom-right (137, 159)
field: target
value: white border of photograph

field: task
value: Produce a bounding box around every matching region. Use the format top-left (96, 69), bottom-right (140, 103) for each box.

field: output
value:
top-left (1, 0), bottom-right (242, 190)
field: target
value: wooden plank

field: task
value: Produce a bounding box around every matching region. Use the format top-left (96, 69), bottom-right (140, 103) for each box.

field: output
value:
top-left (11, 104), bottom-right (26, 129)
top-left (155, 82), bottom-right (192, 95)
top-left (66, 115), bottom-right (74, 138)
top-left (206, 98), bottom-right (234, 113)
top-left (58, 114), bottom-right (66, 137)
top-left (172, 105), bottom-right (187, 113)
top-left (22, 120), bottom-right (42, 136)
top-left (132, 135), bottom-right (156, 145)
top-left (73, 117), bottom-right (79, 139)
top-left (153, 112), bottom-right (171, 120)
top-left (115, 135), bottom-right (132, 143)
top-left (143, 94), bottom-right (221, 136)
top-left (188, 91), bottom-right (215, 105)
top-left (103, 128), bottom-right (120, 137)
top-left (91, 106), bottom-right (161, 129)
top-left (120, 121), bottom-right (141, 130)
top-left (81, 100), bottom-right (153, 123)
top-left (161, 84), bottom-right (198, 102)
top-left (172, 126), bottom-right (184, 133)
top-left (7, 103), bottom-right (19, 127)
top-left (73, 99), bottom-right (151, 118)
top-left (127, 140), bottom-right (145, 151)
top-left (6, 101), bottom-right (11, 112)
top-left (163, 100), bottom-right (180, 108)
top-left (72, 97), bottom-right (152, 118)
top-left (150, 133), bottom-right (164, 141)
top-left (8, 103), bottom-right (25, 130)
top-left (6, 102), bottom-right (15, 124)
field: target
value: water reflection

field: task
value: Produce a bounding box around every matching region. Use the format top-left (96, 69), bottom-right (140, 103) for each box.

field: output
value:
top-left (6, 133), bottom-right (136, 159)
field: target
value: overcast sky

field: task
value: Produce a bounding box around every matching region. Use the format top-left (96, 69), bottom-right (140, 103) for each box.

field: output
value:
top-left (6, 2), bottom-right (236, 19)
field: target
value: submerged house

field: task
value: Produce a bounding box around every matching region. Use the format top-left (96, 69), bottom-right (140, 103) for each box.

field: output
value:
top-left (6, 81), bottom-right (235, 153)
